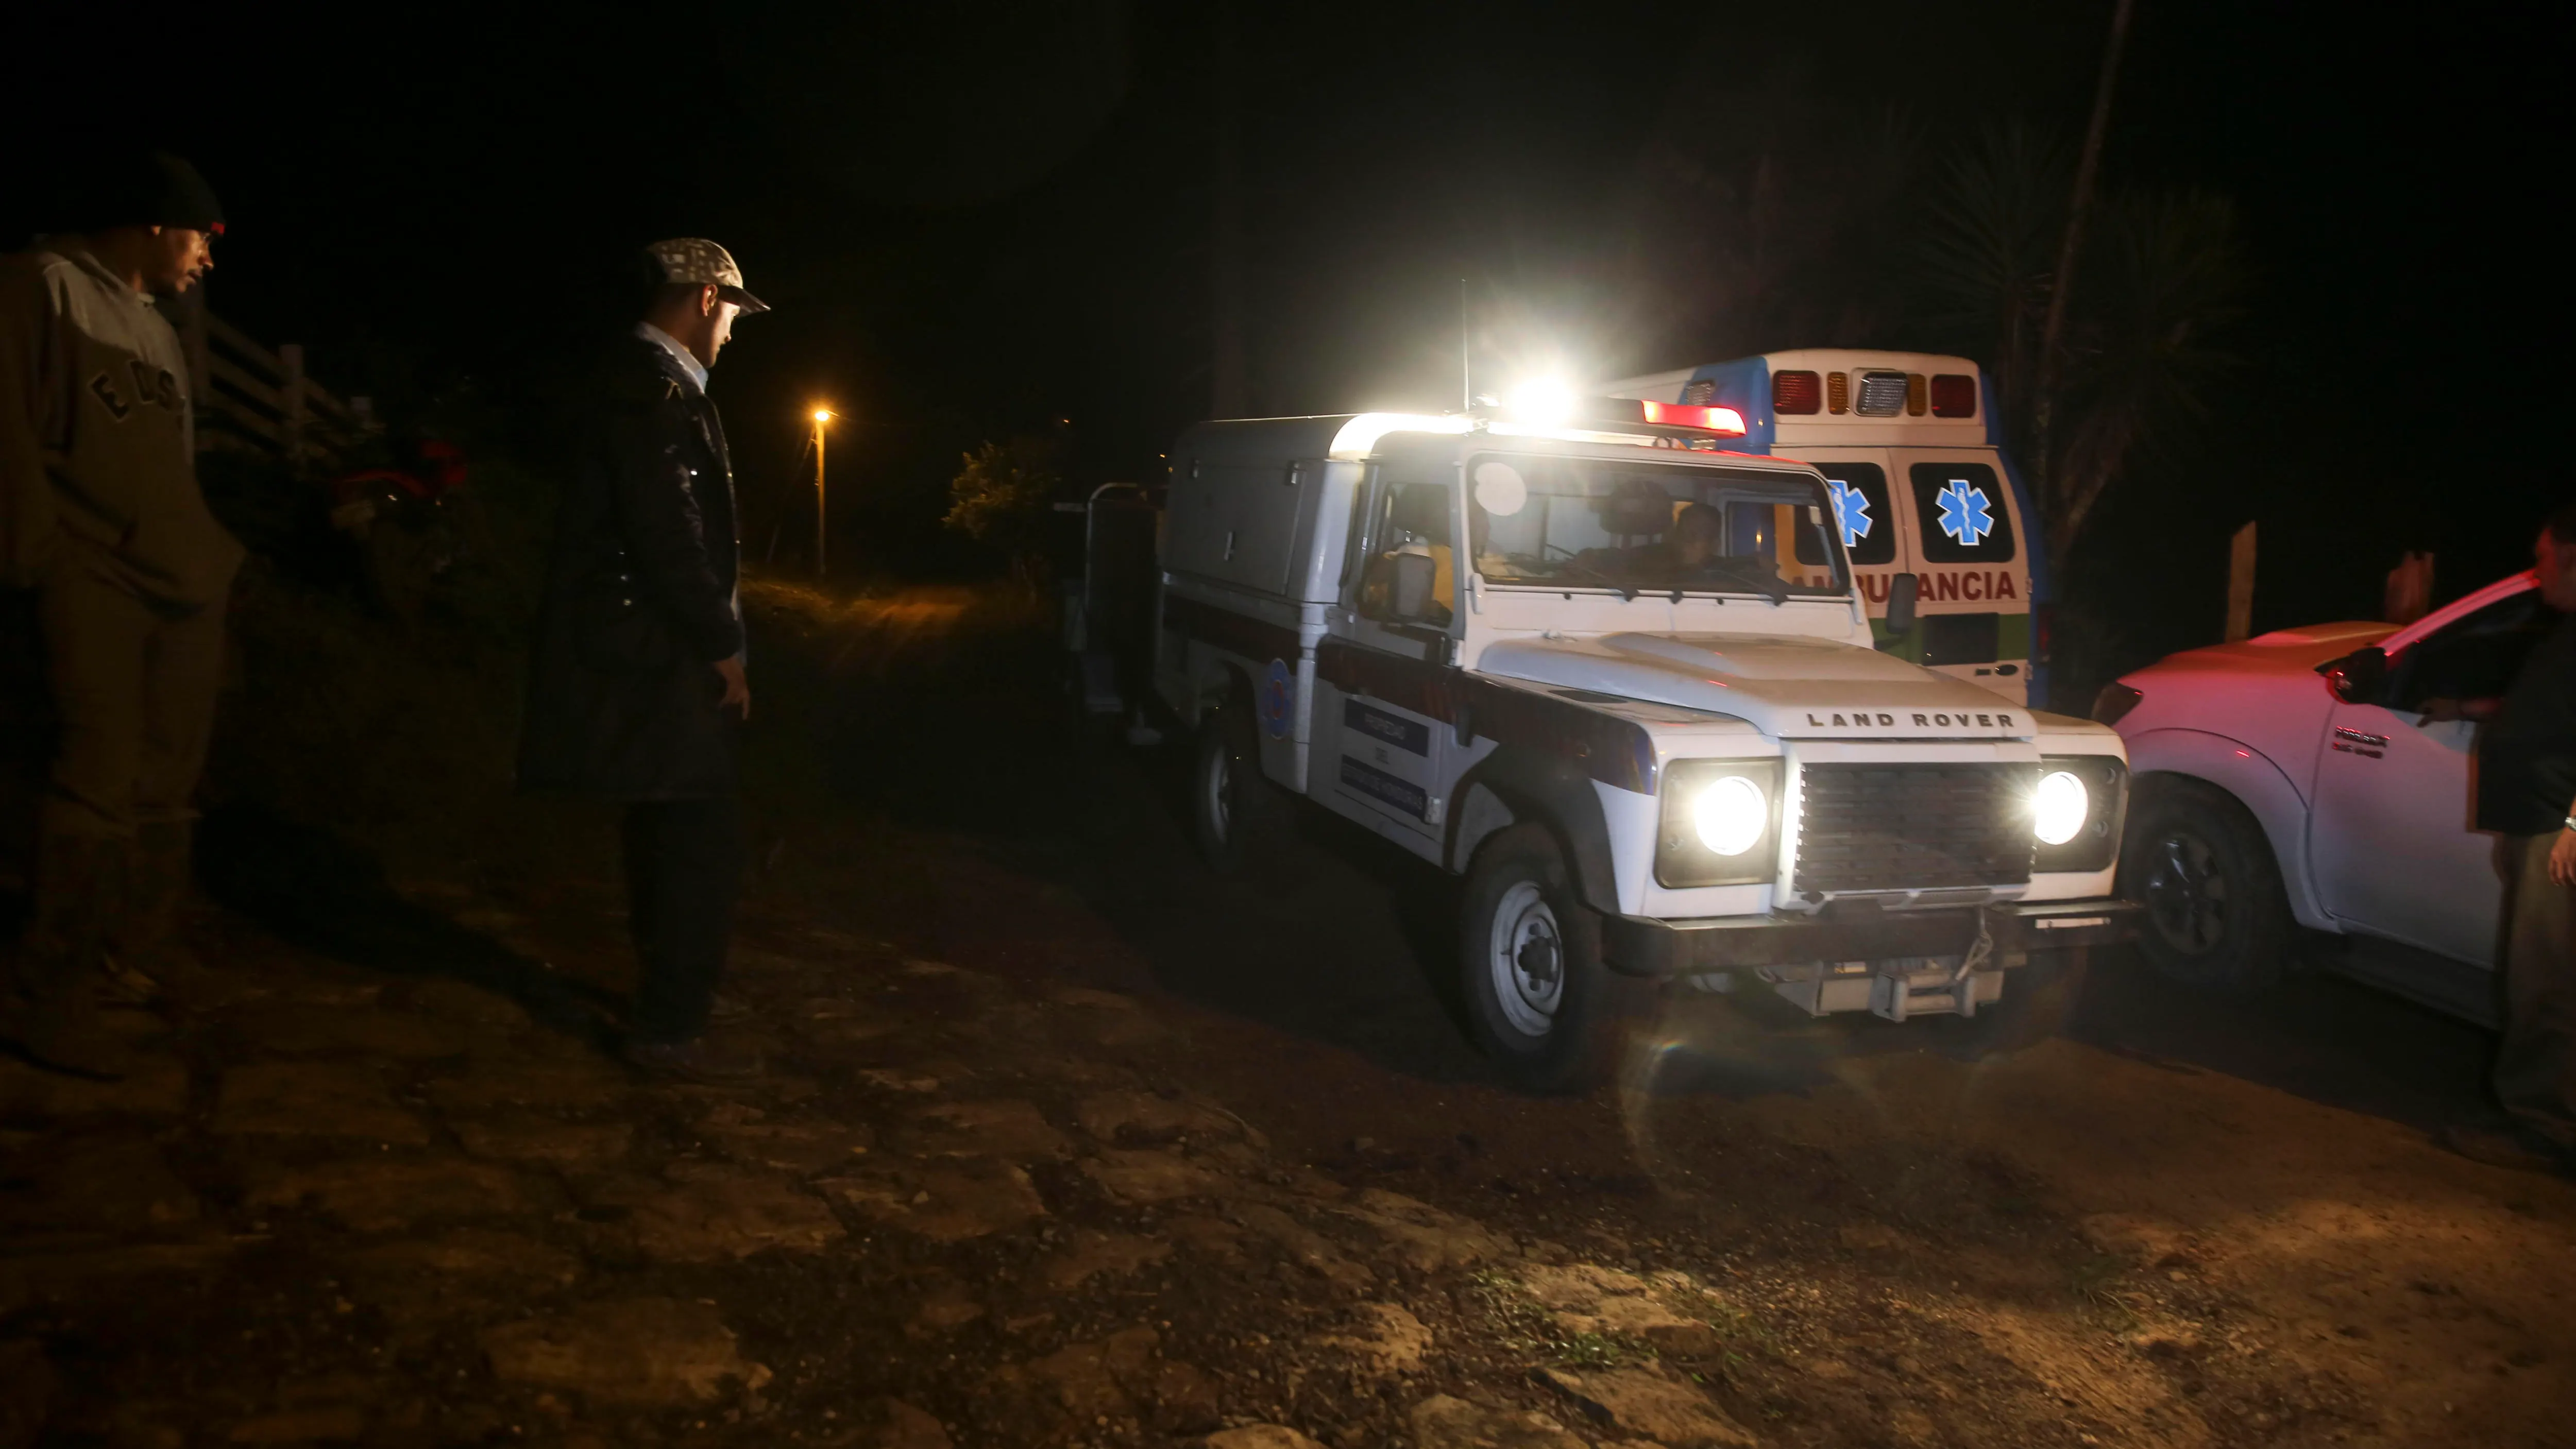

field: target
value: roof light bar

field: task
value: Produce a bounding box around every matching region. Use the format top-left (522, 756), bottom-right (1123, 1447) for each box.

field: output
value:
top-left (1637, 399), bottom-right (1747, 436)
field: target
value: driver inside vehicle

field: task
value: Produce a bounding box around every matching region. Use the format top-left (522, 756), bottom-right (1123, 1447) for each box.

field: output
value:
top-left (1575, 500), bottom-right (1787, 590)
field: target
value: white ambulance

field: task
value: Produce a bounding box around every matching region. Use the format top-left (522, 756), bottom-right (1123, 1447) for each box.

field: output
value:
top-left (1604, 351), bottom-right (2042, 707)
top-left (1148, 404), bottom-right (2135, 1090)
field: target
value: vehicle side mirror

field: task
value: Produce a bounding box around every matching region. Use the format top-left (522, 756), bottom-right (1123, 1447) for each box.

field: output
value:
top-left (2322, 645), bottom-right (2387, 704)
top-left (1392, 551), bottom-right (1438, 621)
top-left (1885, 572), bottom-right (1920, 637)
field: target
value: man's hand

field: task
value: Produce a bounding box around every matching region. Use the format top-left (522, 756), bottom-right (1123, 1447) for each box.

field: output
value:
top-left (713, 656), bottom-right (751, 721)
top-left (2553, 828), bottom-right (2576, 888)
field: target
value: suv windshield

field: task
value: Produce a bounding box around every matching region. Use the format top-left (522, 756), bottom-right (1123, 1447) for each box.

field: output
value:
top-left (1466, 453), bottom-right (1847, 600)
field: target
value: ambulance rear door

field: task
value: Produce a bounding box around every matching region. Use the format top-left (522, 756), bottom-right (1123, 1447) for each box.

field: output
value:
top-left (1890, 448), bottom-right (2030, 705)
top-left (1784, 450), bottom-right (1907, 638)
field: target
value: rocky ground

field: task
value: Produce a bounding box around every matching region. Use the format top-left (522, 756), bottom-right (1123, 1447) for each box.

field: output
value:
top-left (4, 581), bottom-right (2571, 1447)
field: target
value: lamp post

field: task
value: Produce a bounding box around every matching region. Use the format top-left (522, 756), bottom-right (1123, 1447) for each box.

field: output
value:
top-left (810, 408), bottom-right (832, 578)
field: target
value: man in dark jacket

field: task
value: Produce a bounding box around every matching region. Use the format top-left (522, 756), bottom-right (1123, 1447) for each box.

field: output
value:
top-left (520, 238), bottom-right (765, 1082)
top-left (2429, 501), bottom-right (2576, 1174)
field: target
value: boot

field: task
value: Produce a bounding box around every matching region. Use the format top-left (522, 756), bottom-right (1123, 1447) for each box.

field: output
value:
top-left (4, 831), bottom-right (137, 1079)
top-left (104, 819), bottom-right (205, 1005)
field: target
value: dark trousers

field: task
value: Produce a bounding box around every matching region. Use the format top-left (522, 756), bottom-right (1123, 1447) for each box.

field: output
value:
top-left (620, 797), bottom-right (742, 1044)
top-left (2499, 833), bottom-right (2576, 1147)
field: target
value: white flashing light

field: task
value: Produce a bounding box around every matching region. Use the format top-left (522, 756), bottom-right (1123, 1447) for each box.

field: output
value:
top-left (1506, 378), bottom-right (1579, 427)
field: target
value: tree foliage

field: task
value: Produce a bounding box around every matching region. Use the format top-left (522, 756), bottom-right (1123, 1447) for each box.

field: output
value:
top-left (1919, 124), bottom-right (2244, 559)
top-left (942, 434), bottom-right (1063, 587)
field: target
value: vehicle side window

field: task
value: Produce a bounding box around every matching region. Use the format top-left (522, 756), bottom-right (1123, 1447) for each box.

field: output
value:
top-left (1358, 481), bottom-right (1455, 628)
top-left (1795, 463), bottom-right (1895, 567)
top-left (2386, 589), bottom-right (2555, 709)
top-left (1906, 463), bottom-right (2016, 564)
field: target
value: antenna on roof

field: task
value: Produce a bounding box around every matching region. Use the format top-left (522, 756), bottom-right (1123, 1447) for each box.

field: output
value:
top-left (1460, 278), bottom-right (1471, 411)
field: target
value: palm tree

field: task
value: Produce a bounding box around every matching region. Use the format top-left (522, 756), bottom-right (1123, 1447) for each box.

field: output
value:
top-left (1920, 124), bottom-right (2243, 561)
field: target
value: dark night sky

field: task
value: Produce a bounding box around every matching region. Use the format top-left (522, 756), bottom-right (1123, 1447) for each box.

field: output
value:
top-left (8, 0), bottom-right (2562, 678)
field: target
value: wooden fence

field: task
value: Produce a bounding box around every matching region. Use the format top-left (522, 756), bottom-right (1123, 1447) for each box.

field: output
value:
top-left (174, 297), bottom-right (372, 472)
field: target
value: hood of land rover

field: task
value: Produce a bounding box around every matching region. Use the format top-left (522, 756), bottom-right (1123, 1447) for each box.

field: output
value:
top-left (1476, 633), bottom-right (2032, 739)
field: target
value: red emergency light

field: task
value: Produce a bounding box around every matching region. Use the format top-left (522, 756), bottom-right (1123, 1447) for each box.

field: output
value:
top-left (1637, 399), bottom-right (1747, 436)
top-left (1772, 370), bottom-right (1822, 415)
top-left (1929, 373), bottom-right (1978, 418)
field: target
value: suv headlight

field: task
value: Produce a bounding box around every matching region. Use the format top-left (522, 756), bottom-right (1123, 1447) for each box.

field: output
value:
top-left (1656, 759), bottom-right (1783, 887)
top-left (2032, 755), bottom-right (2127, 873)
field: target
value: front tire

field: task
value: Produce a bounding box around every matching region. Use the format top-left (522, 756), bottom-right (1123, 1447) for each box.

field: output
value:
top-left (2121, 777), bottom-right (2291, 991)
top-left (1457, 824), bottom-right (1651, 1094)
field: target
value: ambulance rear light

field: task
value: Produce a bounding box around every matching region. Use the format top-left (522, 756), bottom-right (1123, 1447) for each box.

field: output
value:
top-left (1929, 373), bottom-right (1977, 418)
top-left (1854, 371), bottom-right (1907, 415)
top-left (1638, 399), bottom-right (1747, 436)
top-left (1682, 379), bottom-right (1717, 404)
top-left (1826, 371), bottom-right (1850, 414)
top-left (1773, 370), bottom-right (1822, 414)
top-left (1906, 373), bottom-right (1927, 416)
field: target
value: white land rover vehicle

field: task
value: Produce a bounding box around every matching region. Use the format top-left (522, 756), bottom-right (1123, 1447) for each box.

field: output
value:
top-left (1149, 406), bottom-right (2139, 1089)
top-left (2100, 569), bottom-right (2550, 1025)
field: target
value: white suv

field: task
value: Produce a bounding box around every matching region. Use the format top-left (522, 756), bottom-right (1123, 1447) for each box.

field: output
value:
top-left (2100, 570), bottom-right (2553, 1022)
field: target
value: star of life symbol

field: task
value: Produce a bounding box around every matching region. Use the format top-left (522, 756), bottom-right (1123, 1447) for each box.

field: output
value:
top-left (1936, 479), bottom-right (1995, 547)
top-left (1826, 479), bottom-right (1873, 549)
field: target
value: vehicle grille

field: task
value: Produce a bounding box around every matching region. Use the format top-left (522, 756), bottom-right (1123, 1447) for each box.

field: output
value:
top-left (1792, 762), bottom-right (2036, 894)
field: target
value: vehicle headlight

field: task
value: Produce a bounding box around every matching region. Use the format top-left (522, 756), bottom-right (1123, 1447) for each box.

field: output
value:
top-left (2032, 755), bottom-right (2127, 874)
top-left (1656, 759), bottom-right (1782, 888)
top-left (2032, 770), bottom-right (2089, 846)
top-left (1694, 776), bottom-right (1769, 856)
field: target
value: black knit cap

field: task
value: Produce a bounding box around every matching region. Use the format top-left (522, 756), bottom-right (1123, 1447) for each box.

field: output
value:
top-left (79, 151), bottom-right (226, 234)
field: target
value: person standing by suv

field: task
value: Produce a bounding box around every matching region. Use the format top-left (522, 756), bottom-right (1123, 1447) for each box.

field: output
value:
top-left (0, 152), bottom-right (241, 1078)
top-left (519, 239), bottom-right (764, 1083)
top-left (2429, 503), bottom-right (2576, 1173)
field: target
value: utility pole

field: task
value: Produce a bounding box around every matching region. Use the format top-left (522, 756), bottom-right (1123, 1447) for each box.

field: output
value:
top-left (1209, 0), bottom-right (1247, 418)
top-left (2033, 0), bottom-right (2138, 501)
top-left (811, 409), bottom-right (832, 579)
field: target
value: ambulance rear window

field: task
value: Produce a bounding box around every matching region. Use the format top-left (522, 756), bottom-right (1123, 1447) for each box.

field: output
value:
top-left (1907, 463), bottom-right (2016, 563)
top-left (1795, 463), bottom-right (1895, 567)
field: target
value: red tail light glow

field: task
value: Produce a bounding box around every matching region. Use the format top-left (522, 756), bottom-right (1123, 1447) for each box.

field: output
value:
top-left (1929, 373), bottom-right (1978, 418)
top-left (1639, 399), bottom-right (1747, 436)
top-left (1772, 370), bottom-right (1822, 415)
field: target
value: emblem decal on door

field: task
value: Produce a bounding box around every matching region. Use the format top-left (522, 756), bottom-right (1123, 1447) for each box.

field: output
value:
top-left (2331, 726), bottom-right (2386, 758)
top-left (1259, 658), bottom-right (1294, 739)
top-left (1935, 480), bottom-right (1995, 546)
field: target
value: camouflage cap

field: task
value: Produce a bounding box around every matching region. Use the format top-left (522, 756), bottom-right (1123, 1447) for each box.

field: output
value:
top-left (643, 237), bottom-right (770, 314)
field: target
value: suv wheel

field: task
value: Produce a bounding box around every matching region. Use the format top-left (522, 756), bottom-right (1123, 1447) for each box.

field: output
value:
top-left (1190, 702), bottom-right (1268, 870)
top-left (2122, 778), bottom-right (2291, 991)
top-left (1458, 824), bottom-right (1651, 1093)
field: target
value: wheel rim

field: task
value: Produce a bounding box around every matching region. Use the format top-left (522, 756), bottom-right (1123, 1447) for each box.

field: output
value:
top-left (1488, 880), bottom-right (1565, 1039)
top-left (2142, 829), bottom-right (2230, 954)
top-left (1204, 738), bottom-right (1235, 844)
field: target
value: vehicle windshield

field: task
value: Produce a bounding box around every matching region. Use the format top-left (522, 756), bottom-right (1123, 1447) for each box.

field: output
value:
top-left (1465, 453), bottom-right (1847, 600)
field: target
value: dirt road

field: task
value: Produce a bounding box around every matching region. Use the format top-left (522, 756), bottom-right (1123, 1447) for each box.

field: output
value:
top-left (3, 583), bottom-right (2568, 1447)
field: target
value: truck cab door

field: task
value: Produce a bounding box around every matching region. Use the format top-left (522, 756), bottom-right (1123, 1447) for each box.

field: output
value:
top-left (1313, 473), bottom-right (1459, 858)
top-left (2309, 588), bottom-right (2551, 966)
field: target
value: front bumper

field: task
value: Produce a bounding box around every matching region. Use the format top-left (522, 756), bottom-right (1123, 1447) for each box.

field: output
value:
top-left (1600, 897), bottom-right (2141, 977)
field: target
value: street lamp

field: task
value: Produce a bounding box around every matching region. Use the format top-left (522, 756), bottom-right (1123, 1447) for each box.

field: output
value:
top-left (810, 408), bottom-right (833, 578)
